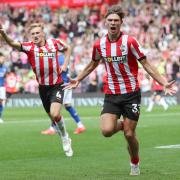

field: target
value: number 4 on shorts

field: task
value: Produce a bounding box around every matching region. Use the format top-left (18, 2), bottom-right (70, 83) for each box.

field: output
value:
top-left (56, 91), bottom-right (61, 99)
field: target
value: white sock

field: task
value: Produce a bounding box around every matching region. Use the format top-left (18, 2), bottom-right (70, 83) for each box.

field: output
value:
top-left (147, 99), bottom-right (154, 112)
top-left (50, 126), bottom-right (55, 131)
top-left (159, 98), bottom-right (168, 110)
top-left (77, 122), bottom-right (84, 128)
top-left (54, 117), bottom-right (68, 139)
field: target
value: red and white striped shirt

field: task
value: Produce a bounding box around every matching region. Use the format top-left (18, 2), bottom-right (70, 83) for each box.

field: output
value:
top-left (92, 33), bottom-right (146, 94)
top-left (21, 38), bottom-right (65, 85)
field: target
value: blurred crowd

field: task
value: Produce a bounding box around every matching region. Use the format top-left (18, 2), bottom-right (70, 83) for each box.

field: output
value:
top-left (0, 0), bottom-right (179, 95)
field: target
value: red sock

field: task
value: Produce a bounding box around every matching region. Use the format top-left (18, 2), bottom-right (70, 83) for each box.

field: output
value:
top-left (131, 156), bottom-right (139, 165)
top-left (120, 121), bottom-right (124, 131)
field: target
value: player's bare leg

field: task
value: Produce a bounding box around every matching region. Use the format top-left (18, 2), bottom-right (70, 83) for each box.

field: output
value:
top-left (123, 118), bottom-right (140, 175)
top-left (100, 114), bottom-right (124, 137)
top-left (50, 102), bottom-right (73, 157)
top-left (115, 118), bottom-right (124, 132)
top-left (100, 113), bottom-right (118, 137)
top-left (100, 114), bottom-right (139, 175)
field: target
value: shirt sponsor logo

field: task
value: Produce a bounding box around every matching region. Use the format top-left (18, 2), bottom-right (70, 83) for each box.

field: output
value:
top-left (36, 52), bottom-right (56, 57)
top-left (104, 55), bottom-right (127, 63)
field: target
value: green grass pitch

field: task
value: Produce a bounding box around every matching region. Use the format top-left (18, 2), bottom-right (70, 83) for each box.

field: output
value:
top-left (0, 105), bottom-right (180, 180)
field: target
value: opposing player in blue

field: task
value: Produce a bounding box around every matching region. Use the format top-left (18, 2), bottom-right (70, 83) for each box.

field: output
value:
top-left (41, 53), bottom-right (86, 135)
top-left (0, 52), bottom-right (7, 123)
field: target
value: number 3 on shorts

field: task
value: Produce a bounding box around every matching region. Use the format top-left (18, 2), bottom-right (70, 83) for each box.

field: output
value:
top-left (132, 104), bottom-right (140, 113)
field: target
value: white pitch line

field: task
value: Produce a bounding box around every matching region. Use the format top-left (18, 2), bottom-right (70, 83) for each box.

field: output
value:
top-left (141, 112), bottom-right (180, 117)
top-left (0, 120), bottom-right (149, 128)
top-left (1, 112), bottom-right (179, 125)
top-left (155, 144), bottom-right (180, 149)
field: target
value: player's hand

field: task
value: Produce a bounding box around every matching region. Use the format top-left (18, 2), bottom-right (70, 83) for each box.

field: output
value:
top-left (60, 64), bottom-right (67, 73)
top-left (0, 24), bottom-right (5, 34)
top-left (163, 80), bottom-right (177, 96)
top-left (62, 78), bottom-right (80, 90)
top-left (0, 24), bottom-right (4, 45)
top-left (0, 24), bottom-right (3, 31)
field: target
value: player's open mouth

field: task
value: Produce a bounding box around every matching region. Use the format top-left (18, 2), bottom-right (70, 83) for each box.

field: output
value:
top-left (110, 27), bottom-right (116, 30)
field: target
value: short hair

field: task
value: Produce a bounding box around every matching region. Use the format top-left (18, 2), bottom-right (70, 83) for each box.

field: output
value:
top-left (105, 5), bottom-right (125, 20)
top-left (29, 23), bottom-right (44, 32)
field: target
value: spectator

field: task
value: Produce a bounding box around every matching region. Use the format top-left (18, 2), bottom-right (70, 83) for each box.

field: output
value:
top-left (0, 1), bottom-right (179, 93)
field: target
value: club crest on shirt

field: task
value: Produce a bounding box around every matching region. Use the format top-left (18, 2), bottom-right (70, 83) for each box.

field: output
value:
top-left (120, 45), bottom-right (127, 55)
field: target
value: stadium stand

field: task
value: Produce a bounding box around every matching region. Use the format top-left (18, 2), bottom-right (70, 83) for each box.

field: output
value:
top-left (0, 0), bottom-right (179, 94)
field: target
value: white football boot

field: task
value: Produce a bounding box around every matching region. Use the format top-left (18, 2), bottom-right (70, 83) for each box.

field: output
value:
top-left (62, 137), bottom-right (73, 157)
top-left (130, 163), bottom-right (140, 175)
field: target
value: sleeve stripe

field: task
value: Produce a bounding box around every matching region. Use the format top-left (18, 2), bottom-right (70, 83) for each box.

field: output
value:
top-left (56, 39), bottom-right (64, 46)
top-left (21, 42), bottom-right (32, 52)
top-left (57, 43), bottom-right (64, 51)
top-left (130, 44), bottom-right (140, 59)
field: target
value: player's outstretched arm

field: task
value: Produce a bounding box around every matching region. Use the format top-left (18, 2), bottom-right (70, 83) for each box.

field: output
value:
top-left (0, 24), bottom-right (21, 51)
top-left (63, 60), bottom-right (99, 90)
top-left (140, 58), bottom-right (176, 96)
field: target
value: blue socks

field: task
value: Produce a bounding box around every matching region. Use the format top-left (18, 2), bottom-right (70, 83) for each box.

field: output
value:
top-left (0, 104), bottom-right (3, 118)
top-left (65, 106), bottom-right (80, 123)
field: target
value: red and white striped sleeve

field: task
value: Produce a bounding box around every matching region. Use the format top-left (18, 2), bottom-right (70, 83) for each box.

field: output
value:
top-left (92, 40), bottom-right (101, 61)
top-left (21, 42), bottom-right (33, 53)
top-left (55, 39), bottom-right (65, 51)
top-left (129, 36), bottom-right (146, 61)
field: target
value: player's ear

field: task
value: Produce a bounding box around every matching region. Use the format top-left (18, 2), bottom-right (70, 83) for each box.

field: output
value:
top-left (104, 19), bottom-right (108, 27)
top-left (42, 31), bottom-right (46, 38)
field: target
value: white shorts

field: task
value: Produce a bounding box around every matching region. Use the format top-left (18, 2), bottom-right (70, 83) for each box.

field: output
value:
top-left (63, 89), bottom-right (72, 104)
top-left (0, 87), bottom-right (6, 100)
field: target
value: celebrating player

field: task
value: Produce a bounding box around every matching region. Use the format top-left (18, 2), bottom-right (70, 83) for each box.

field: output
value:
top-left (41, 53), bottom-right (86, 135)
top-left (64, 5), bottom-right (176, 175)
top-left (0, 23), bottom-right (73, 157)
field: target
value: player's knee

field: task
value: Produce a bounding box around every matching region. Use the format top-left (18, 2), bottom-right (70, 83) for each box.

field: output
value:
top-left (101, 129), bottom-right (113, 137)
top-left (51, 113), bottom-right (61, 122)
top-left (124, 131), bottom-right (135, 140)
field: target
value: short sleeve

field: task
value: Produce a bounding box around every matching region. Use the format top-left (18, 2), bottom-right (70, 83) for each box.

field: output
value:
top-left (129, 37), bottom-right (146, 61)
top-left (21, 42), bottom-right (33, 53)
top-left (92, 41), bottom-right (101, 61)
top-left (55, 39), bottom-right (65, 51)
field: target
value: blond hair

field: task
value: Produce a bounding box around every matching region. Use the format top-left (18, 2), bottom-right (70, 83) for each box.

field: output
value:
top-left (29, 23), bottom-right (44, 32)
